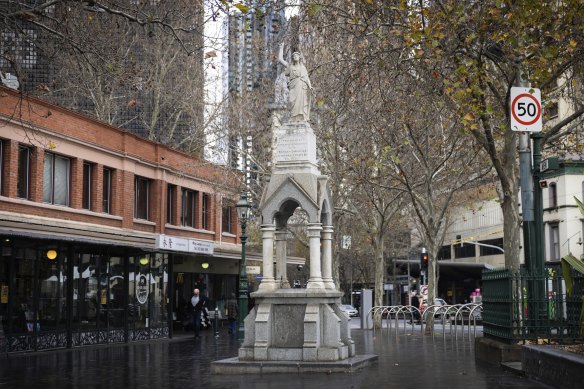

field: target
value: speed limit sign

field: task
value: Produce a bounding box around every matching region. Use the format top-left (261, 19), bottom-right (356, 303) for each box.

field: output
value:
top-left (510, 87), bottom-right (542, 132)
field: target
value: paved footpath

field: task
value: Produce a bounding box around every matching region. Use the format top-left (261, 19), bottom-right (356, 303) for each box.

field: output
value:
top-left (0, 325), bottom-right (548, 389)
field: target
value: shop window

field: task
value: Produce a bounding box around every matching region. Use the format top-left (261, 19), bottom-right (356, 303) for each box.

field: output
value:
top-left (549, 182), bottom-right (557, 208)
top-left (82, 162), bottom-right (92, 210)
top-left (12, 248), bottom-right (35, 334)
top-left (181, 188), bottom-right (196, 227)
top-left (167, 184), bottom-right (176, 225)
top-left (43, 152), bottom-right (70, 206)
top-left (73, 253), bottom-right (99, 331)
top-left (38, 247), bottom-right (67, 334)
top-left (17, 145), bottom-right (31, 199)
top-left (222, 205), bottom-right (233, 234)
top-left (106, 256), bottom-right (125, 327)
top-left (549, 223), bottom-right (560, 261)
top-left (128, 254), bottom-right (168, 330)
top-left (2, 246), bottom-right (67, 342)
top-left (73, 253), bottom-right (125, 332)
top-left (134, 176), bottom-right (150, 220)
top-left (202, 193), bottom-right (210, 230)
top-left (103, 168), bottom-right (112, 214)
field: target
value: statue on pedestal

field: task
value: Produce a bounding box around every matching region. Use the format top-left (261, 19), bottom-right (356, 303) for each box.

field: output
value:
top-left (278, 44), bottom-right (313, 122)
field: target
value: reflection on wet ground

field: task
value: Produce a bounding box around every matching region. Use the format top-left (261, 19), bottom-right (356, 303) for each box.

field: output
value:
top-left (0, 328), bottom-right (546, 389)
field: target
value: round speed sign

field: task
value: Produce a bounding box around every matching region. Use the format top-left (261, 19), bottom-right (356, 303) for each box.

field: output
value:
top-left (510, 87), bottom-right (542, 132)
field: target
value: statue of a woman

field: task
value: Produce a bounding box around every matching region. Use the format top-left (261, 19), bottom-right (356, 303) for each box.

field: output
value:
top-left (278, 44), bottom-right (313, 122)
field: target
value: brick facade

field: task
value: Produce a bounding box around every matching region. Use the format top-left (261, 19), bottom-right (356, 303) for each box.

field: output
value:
top-left (0, 86), bottom-right (241, 246)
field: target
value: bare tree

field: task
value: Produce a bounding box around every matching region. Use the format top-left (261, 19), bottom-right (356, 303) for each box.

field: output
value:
top-left (300, 0), bottom-right (584, 274)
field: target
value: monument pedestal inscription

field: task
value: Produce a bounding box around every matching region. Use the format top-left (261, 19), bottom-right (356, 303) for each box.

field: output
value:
top-left (274, 121), bottom-right (319, 175)
top-left (237, 289), bottom-right (354, 362)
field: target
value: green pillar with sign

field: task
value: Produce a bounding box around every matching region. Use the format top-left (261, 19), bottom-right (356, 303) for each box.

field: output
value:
top-left (510, 81), bottom-right (546, 328)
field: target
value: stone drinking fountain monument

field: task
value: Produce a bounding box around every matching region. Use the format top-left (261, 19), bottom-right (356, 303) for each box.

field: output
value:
top-left (211, 43), bottom-right (376, 374)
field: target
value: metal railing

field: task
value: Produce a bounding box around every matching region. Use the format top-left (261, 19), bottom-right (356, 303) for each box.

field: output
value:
top-left (482, 264), bottom-right (584, 343)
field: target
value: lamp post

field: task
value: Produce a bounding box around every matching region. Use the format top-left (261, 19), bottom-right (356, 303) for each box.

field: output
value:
top-left (235, 190), bottom-right (251, 341)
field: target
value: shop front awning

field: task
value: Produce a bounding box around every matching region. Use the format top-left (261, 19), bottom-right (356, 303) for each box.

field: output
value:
top-left (0, 211), bottom-right (155, 250)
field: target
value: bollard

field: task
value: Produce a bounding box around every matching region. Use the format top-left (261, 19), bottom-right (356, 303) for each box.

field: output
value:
top-left (214, 307), bottom-right (220, 338)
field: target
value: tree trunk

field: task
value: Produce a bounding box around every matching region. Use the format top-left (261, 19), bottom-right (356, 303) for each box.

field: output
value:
top-left (497, 138), bottom-right (521, 271)
top-left (502, 188), bottom-right (521, 271)
top-left (374, 233), bottom-right (385, 329)
top-left (424, 245), bottom-right (440, 334)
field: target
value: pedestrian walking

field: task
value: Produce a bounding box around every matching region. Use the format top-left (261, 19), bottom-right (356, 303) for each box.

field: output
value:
top-left (410, 294), bottom-right (421, 323)
top-left (226, 293), bottom-right (239, 334)
top-left (191, 288), bottom-right (207, 339)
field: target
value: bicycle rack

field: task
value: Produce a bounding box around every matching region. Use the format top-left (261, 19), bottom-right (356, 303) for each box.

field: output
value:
top-left (366, 303), bottom-right (482, 341)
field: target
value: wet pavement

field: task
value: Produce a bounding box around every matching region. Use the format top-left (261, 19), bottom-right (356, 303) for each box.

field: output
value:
top-left (0, 325), bottom-right (548, 389)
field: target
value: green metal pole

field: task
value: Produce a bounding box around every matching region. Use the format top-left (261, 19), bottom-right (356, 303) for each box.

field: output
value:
top-left (531, 132), bottom-right (547, 327)
top-left (531, 132), bottom-right (544, 275)
top-left (237, 221), bottom-right (249, 341)
top-left (515, 71), bottom-right (538, 333)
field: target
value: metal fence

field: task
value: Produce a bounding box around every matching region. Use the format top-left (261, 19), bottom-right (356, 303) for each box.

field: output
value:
top-left (482, 264), bottom-right (584, 343)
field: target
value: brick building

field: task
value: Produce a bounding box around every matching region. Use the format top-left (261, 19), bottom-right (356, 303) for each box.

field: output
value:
top-left (0, 86), bottom-right (249, 352)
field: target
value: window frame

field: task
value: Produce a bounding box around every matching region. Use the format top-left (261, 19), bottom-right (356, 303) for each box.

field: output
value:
top-left (167, 184), bottom-right (175, 225)
top-left (134, 176), bottom-right (150, 220)
top-left (202, 193), bottom-right (209, 230)
top-left (43, 152), bottom-right (71, 206)
top-left (549, 223), bottom-right (560, 261)
top-left (82, 162), bottom-right (92, 210)
top-left (479, 238), bottom-right (504, 256)
top-left (222, 205), bottom-right (233, 234)
top-left (547, 102), bottom-right (559, 119)
top-left (437, 245), bottom-right (451, 260)
top-left (0, 139), bottom-right (3, 195)
top-left (181, 188), bottom-right (196, 228)
top-left (103, 168), bottom-right (112, 214)
top-left (549, 182), bottom-right (558, 208)
top-left (454, 241), bottom-right (476, 259)
top-left (17, 145), bottom-right (31, 199)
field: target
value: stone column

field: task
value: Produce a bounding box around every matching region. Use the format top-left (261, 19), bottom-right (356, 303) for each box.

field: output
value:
top-left (275, 230), bottom-right (290, 288)
top-left (257, 224), bottom-right (276, 291)
top-left (321, 225), bottom-right (336, 290)
top-left (306, 223), bottom-right (324, 289)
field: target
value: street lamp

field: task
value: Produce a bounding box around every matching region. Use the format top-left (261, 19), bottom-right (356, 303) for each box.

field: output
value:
top-left (235, 190), bottom-right (251, 341)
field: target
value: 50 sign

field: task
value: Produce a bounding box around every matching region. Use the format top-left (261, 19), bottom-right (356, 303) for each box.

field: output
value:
top-left (510, 87), bottom-right (542, 132)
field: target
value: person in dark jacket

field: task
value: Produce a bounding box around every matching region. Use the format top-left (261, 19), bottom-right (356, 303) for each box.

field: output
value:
top-left (190, 288), bottom-right (207, 339)
top-left (410, 295), bottom-right (421, 324)
top-left (226, 293), bottom-right (239, 334)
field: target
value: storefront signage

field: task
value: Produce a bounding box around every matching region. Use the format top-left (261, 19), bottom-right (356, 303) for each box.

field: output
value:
top-left (136, 274), bottom-right (149, 305)
top-left (155, 234), bottom-right (214, 255)
top-left (189, 239), bottom-right (214, 254)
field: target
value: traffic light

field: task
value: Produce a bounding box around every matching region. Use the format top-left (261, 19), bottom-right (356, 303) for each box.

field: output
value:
top-left (420, 252), bottom-right (429, 271)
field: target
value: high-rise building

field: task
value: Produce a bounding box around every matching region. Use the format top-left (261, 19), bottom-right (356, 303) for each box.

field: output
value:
top-left (227, 1), bottom-right (286, 95)
top-left (224, 1), bottom-right (288, 206)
